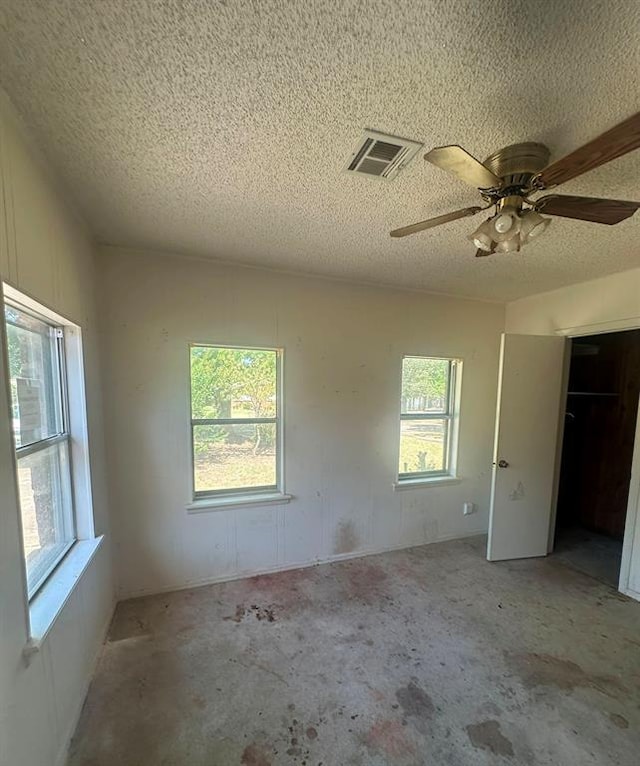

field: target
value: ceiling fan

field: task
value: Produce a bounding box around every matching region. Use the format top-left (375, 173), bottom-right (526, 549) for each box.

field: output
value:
top-left (390, 112), bottom-right (640, 256)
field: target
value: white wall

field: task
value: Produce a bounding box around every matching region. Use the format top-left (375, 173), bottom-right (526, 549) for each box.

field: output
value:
top-left (505, 267), bottom-right (640, 336)
top-left (506, 268), bottom-right (640, 601)
top-left (98, 247), bottom-right (504, 598)
top-left (0, 92), bottom-right (114, 766)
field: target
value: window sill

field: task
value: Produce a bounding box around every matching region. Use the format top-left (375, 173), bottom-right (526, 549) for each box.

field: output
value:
top-left (393, 476), bottom-right (461, 490)
top-left (187, 492), bottom-right (293, 513)
top-left (26, 536), bottom-right (104, 652)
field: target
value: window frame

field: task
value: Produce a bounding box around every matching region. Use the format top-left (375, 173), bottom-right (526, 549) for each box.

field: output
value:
top-left (188, 342), bottom-right (283, 501)
top-left (397, 355), bottom-right (462, 483)
top-left (4, 298), bottom-right (77, 599)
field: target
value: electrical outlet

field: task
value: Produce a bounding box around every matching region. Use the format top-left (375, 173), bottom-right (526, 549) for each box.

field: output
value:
top-left (463, 502), bottom-right (476, 516)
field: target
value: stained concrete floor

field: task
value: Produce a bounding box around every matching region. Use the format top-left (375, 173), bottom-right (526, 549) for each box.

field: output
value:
top-left (68, 536), bottom-right (640, 766)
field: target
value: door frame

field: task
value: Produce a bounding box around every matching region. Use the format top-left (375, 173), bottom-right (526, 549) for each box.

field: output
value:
top-left (553, 317), bottom-right (640, 599)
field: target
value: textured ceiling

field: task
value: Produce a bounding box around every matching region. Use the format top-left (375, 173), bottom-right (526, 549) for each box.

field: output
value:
top-left (1, 1), bottom-right (640, 301)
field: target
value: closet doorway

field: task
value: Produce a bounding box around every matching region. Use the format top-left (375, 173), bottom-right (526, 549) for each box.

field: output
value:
top-left (553, 329), bottom-right (640, 586)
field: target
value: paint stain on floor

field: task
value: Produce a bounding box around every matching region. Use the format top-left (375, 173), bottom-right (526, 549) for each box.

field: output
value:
top-left (225, 604), bottom-right (278, 623)
top-left (609, 712), bottom-right (629, 728)
top-left (395, 679), bottom-right (434, 732)
top-left (239, 569), bottom-right (313, 617)
top-left (241, 743), bottom-right (272, 766)
top-left (345, 561), bottom-right (388, 601)
top-left (285, 717), bottom-right (317, 760)
top-left (506, 652), bottom-right (626, 698)
top-left (466, 719), bottom-right (514, 757)
top-left (364, 718), bottom-right (416, 758)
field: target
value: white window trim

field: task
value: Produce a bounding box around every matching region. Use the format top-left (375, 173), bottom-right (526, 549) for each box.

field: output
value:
top-left (396, 355), bottom-right (463, 487)
top-left (26, 535), bottom-right (103, 650)
top-left (393, 476), bottom-right (462, 490)
top-left (3, 283), bottom-right (97, 641)
top-left (188, 342), bottom-right (285, 505)
top-left (187, 491), bottom-right (293, 513)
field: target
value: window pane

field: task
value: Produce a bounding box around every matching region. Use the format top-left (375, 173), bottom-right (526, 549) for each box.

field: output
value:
top-left (399, 419), bottom-right (448, 475)
top-left (190, 346), bottom-right (277, 419)
top-left (4, 305), bottom-right (63, 447)
top-left (17, 440), bottom-right (74, 595)
top-left (193, 423), bottom-right (277, 492)
top-left (401, 357), bottom-right (450, 415)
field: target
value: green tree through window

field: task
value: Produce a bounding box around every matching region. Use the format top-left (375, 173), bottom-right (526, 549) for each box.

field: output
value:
top-left (399, 356), bottom-right (458, 479)
top-left (190, 346), bottom-right (280, 495)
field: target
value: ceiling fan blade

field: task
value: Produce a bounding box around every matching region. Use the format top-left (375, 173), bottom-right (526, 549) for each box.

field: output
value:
top-left (537, 112), bottom-right (640, 189)
top-left (390, 206), bottom-right (483, 238)
top-left (475, 245), bottom-right (495, 257)
top-left (536, 194), bottom-right (640, 225)
top-left (425, 145), bottom-right (501, 190)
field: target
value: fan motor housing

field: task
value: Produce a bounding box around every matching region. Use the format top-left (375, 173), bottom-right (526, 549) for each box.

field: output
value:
top-left (484, 142), bottom-right (550, 191)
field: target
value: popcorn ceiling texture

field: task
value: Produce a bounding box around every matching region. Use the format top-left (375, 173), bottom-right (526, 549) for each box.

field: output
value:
top-left (0, 0), bottom-right (639, 301)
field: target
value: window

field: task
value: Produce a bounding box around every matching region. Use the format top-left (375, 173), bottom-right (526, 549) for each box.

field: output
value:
top-left (4, 301), bottom-right (75, 597)
top-left (190, 345), bottom-right (282, 498)
top-left (398, 356), bottom-right (461, 482)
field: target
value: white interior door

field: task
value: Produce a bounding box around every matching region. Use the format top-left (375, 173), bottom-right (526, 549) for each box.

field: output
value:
top-left (487, 333), bottom-right (567, 561)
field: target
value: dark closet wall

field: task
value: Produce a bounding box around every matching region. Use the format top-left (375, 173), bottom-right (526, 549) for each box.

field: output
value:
top-left (557, 330), bottom-right (640, 539)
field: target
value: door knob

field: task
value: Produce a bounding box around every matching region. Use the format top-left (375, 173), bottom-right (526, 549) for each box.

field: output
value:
top-left (498, 459), bottom-right (509, 468)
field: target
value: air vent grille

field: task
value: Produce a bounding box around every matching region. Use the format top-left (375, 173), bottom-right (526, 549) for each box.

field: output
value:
top-left (357, 158), bottom-right (387, 176)
top-left (368, 141), bottom-right (403, 162)
top-left (345, 130), bottom-right (422, 181)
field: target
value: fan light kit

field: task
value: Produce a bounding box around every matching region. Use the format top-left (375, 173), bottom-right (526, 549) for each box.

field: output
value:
top-left (469, 195), bottom-right (548, 253)
top-left (390, 113), bottom-right (640, 257)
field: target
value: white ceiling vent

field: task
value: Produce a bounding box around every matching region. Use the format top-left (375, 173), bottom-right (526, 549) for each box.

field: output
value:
top-left (345, 130), bottom-right (423, 180)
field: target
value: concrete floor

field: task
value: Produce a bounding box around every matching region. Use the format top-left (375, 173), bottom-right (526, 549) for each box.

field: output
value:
top-left (553, 526), bottom-right (623, 587)
top-left (68, 536), bottom-right (640, 766)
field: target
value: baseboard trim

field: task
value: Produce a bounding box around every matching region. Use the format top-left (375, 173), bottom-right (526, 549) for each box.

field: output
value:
top-left (118, 528), bottom-right (487, 601)
top-left (54, 597), bottom-right (117, 766)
